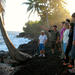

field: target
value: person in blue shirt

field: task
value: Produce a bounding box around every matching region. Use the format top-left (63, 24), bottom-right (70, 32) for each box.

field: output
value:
top-left (39, 30), bottom-right (47, 57)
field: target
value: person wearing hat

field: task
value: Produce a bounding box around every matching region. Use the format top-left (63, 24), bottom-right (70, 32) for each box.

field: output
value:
top-left (38, 30), bottom-right (47, 57)
top-left (41, 25), bottom-right (60, 54)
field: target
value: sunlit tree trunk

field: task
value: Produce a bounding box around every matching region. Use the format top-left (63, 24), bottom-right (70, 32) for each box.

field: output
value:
top-left (0, 1), bottom-right (32, 62)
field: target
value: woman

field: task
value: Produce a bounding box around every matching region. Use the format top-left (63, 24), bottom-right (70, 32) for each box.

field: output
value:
top-left (63, 23), bottom-right (70, 53)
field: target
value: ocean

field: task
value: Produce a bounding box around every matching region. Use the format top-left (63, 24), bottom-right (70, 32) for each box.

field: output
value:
top-left (0, 31), bottom-right (31, 51)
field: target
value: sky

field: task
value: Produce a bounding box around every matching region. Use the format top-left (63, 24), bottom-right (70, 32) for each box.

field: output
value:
top-left (3, 0), bottom-right (75, 32)
top-left (4, 0), bottom-right (40, 32)
top-left (65, 0), bottom-right (75, 15)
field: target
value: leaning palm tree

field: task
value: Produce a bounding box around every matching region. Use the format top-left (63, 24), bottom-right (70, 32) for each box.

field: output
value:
top-left (0, 0), bottom-right (32, 62)
top-left (0, 0), bottom-right (5, 24)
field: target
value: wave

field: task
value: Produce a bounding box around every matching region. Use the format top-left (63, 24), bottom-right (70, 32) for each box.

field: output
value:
top-left (0, 31), bottom-right (31, 51)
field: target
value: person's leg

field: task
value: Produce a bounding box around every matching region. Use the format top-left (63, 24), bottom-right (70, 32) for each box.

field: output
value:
top-left (40, 50), bottom-right (43, 55)
top-left (42, 44), bottom-right (45, 56)
top-left (68, 60), bottom-right (75, 73)
top-left (60, 43), bottom-right (66, 59)
top-left (51, 49), bottom-right (54, 54)
top-left (39, 44), bottom-right (45, 56)
top-left (68, 45), bottom-right (75, 68)
top-left (39, 44), bottom-right (42, 56)
top-left (57, 42), bottom-right (62, 52)
top-left (74, 60), bottom-right (75, 68)
top-left (51, 42), bottom-right (55, 54)
top-left (63, 43), bottom-right (67, 53)
top-left (65, 44), bottom-right (72, 63)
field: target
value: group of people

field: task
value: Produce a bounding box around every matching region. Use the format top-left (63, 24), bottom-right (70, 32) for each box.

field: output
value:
top-left (38, 13), bottom-right (75, 73)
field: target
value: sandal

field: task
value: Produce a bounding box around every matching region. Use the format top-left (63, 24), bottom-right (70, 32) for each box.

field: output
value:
top-left (67, 64), bottom-right (73, 68)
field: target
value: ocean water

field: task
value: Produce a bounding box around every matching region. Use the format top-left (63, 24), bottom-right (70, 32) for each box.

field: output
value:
top-left (0, 31), bottom-right (31, 51)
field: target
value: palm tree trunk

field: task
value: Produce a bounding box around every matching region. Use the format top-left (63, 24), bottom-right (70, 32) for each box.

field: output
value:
top-left (0, 17), bottom-right (32, 62)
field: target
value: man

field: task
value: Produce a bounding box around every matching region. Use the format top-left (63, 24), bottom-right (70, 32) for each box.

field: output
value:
top-left (64, 13), bottom-right (75, 68)
top-left (41, 25), bottom-right (60, 54)
top-left (69, 13), bottom-right (75, 73)
top-left (39, 30), bottom-right (47, 57)
top-left (49, 25), bottom-right (60, 54)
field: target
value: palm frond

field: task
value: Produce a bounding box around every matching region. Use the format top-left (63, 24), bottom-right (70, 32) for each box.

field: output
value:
top-left (28, 9), bottom-right (34, 18)
top-left (27, 5), bottom-right (33, 12)
top-left (23, 2), bottom-right (31, 5)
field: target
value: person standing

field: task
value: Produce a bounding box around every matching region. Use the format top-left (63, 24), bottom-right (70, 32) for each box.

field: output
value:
top-left (41, 25), bottom-right (60, 54)
top-left (60, 21), bottom-right (66, 42)
top-left (49, 25), bottom-right (60, 54)
top-left (69, 13), bottom-right (75, 73)
top-left (63, 23), bottom-right (70, 53)
top-left (60, 21), bottom-right (66, 59)
top-left (39, 30), bottom-right (47, 57)
top-left (64, 14), bottom-right (75, 68)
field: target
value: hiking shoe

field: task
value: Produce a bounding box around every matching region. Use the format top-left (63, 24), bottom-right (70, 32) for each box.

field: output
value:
top-left (68, 64), bottom-right (73, 68)
top-left (39, 54), bottom-right (42, 57)
top-left (42, 54), bottom-right (45, 57)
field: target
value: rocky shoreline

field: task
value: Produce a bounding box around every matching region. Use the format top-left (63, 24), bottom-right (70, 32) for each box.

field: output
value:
top-left (0, 36), bottom-right (75, 75)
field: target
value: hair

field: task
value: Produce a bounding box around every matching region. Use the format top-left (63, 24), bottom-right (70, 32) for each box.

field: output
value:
top-left (53, 25), bottom-right (57, 28)
top-left (61, 21), bottom-right (65, 24)
top-left (65, 22), bottom-right (69, 29)
top-left (72, 13), bottom-right (75, 17)
top-left (66, 19), bottom-right (70, 23)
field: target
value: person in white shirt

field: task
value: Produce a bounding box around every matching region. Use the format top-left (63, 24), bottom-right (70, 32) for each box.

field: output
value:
top-left (39, 30), bottom-right (47, 57)
top-left (63, 23), bottom-right (70, 53)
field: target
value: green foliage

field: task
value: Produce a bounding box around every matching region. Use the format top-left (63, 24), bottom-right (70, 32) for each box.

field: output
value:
top-left (23, 0), bottom-right (70, 26)
top-left (22, 0), bottom-right (71, 37)
top-left (23, 21), bottom-right (43, 38)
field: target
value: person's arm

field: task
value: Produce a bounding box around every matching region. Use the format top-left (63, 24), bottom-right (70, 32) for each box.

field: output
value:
top-left (44, 35), bottom-right (47, 45)
top-left (56, 32), bottom-right (60, 43)
top-left (44, 39), bottom-right (47, 45)
top-left (73, 25), bottom-right (75, 45)
top-left (40, 26), bottom-right (49, 31)
top-left (38, 36), bottom-right (40, 45)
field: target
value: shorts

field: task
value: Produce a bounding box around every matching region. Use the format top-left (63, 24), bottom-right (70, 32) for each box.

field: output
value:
top-left (51, 41), bottom-right (61, 49)
top-left (51, 41), bottom-right (56, 49)
top-left (39, 44), bottom-right (45, 51)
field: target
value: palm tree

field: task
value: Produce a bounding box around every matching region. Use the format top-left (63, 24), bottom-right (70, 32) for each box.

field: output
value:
top-left (0, 0), bottom-right (5, 24)
top-left (0, 0), bottom-right (32, 62)
top-left (23, 0), bottom-right (47, 18)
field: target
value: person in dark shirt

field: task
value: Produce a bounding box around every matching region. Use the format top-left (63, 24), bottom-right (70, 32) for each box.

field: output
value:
top-left (69, 13), bottom-right (75, 73)
top-left (64, 13), bottom-right (75, 70)
top-left (48, 25), bottom-right (61, 54)
top-left (41, 25), bottom-right (61, 54)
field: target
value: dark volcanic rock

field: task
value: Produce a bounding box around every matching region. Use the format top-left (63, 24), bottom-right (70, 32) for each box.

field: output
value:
top-left (10, 56), bottom-right (67, 75)
top-left (18, 40), bottom-right (51, 56)
top-left (18, 40), bottom-right (39, 55)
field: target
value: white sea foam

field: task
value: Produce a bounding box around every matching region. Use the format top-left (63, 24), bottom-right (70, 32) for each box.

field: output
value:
top-left (0, 31), bottom-right (31, 51)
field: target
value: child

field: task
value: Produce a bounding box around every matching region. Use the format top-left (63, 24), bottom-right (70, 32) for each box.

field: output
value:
top-left (39, 30), bottom-right (47, 57)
